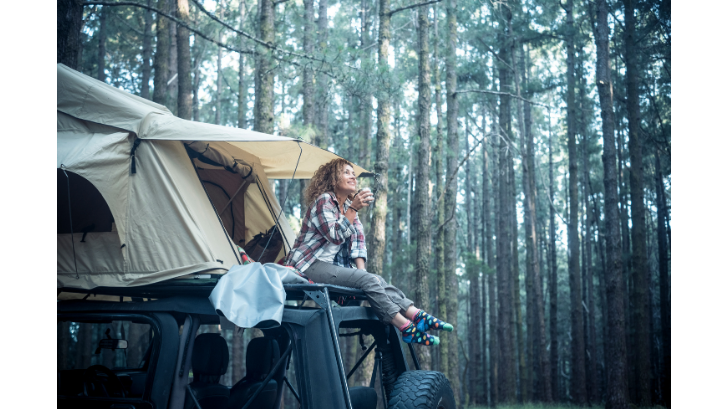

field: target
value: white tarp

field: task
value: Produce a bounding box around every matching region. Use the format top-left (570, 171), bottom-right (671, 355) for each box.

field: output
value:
top-left (208, 263), bottom-right (308, 328)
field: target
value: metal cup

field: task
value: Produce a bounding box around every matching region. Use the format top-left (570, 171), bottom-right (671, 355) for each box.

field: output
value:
top-left (360, 187), bottom-right (373, 203)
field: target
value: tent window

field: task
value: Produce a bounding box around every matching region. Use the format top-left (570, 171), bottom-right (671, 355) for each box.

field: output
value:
top-left (57, 169), bottom-right (115, 235)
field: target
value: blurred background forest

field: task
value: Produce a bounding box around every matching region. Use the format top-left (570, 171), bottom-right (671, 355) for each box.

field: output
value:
top-left (57, 0), bottom-right (671, 407)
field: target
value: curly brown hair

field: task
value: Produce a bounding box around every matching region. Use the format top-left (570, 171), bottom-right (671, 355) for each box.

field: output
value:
top-left (304, 158), bottom-right (356, 206)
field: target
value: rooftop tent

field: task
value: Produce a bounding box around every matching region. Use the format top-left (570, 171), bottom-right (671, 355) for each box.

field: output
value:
top-left (57, 64), bottom-right (367, 290)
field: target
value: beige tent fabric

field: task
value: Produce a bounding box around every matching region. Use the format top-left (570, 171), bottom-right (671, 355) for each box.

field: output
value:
top-left (58, 64), bottom-right (361, 290)
top-left (58, 120), bottom-right (237, 289)
top-left (57, 64), bottom-right (367, 179)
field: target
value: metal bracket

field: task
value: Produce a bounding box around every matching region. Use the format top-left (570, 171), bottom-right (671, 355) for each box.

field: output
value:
top-left (303, 289), bottom-right (328, 310)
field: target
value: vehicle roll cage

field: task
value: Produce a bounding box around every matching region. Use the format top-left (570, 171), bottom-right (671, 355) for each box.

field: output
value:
top-left (58, 281), bottom-right (423, 409)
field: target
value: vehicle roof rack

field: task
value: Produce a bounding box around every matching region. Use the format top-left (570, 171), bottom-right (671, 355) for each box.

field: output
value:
top-left (58, 280), bottom-right (367, 302)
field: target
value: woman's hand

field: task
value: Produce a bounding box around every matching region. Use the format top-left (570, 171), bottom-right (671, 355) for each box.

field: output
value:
top-left (351, 189), bottom-right (374, 210)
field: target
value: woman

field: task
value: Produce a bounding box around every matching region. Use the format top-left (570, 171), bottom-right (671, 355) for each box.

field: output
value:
top-left (284, 159), bottom-right (452, 346)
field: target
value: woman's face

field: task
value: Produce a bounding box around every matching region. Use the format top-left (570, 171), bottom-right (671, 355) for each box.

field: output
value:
top-left (334, 164), bottom-right (357, 196)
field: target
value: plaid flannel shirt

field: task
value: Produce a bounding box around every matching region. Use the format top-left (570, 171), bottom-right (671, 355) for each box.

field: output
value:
top-left (284, 192), bottom-right (367, 273)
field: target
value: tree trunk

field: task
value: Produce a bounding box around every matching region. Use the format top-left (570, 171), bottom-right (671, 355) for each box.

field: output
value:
top-left (152, 0), bottom-right (169, 105)
top-left (368, 0), bottom-right (393, 280)
top-left (57, 0), bottom-right (83, 69)
top-left (141, 0), bottom-right (153, 99)
top-left (168, 0), bottom-right (178, 111)
top-left (548, 108), bottom-right (559, 402)
top-left (565, 0), bottom-right (586, 402)
top-left (193, 43), bottom-right (200, 121)
top-left (238, 0), bottom-right (247, 128)
top-left (510, 41), bottom-right (526, 404)
top-left (578, 54), bottom-right (599, 404)
top-left (97, 7), bottom-right (107, 82)
top-left (176, 0), bottom-right (192, 120)
top-left (510, 143), bottom-right (523, 404)
top-left (191, 6), bottom-right (201, 121)
top-left (358, 0), bottom-right (373, 169)
top-left (232, 328), bottom-right (245, 383)
top-left (303, 0), bottom-right (316, 143)
top-left (433, 4), bottom-right (446, 375)
top-left (414, 1), bottom-right (432, 316)
top-left (254, 0), bottom-right (275, 133)
top-left (624, 0), bottom-right (651, 404)
top-left (595, 0), bottom-right (628, 406)
top-left (482, 95), bottom-right (497, 407)
top-left (444, 0), bottom-right (461, 402)
top-left (465, 122), bottom-right (481, 405)
top-left (496, 9), bottom-right (515, 402)
top-left (489, 98), bottom-right (500, 406)
top-left (412, 4), bottom-right (433, 370)
top-left (655, 151), bottom-right (670, 407)
top-left (521, 47), bottom-right (551, 403)
top-left (316, 0), bottom-right (330, 148)
top-left (214, 1), bottom-right (226, 125)
top-left (584, 142), bottom-right (600, 405)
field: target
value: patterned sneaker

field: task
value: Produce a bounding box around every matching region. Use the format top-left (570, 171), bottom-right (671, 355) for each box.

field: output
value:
top-left (400, 322), bottom-right (439, 346)
top-left (413, 310), bottom-right (454, 333)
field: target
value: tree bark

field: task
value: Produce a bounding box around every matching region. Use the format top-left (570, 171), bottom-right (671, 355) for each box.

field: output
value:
top-left (97, 7), bottom-right (107, 82)
top-left (489, 96), bottom-right (500, 406)
top-left (414, 1), bottom-right (432, 315)
top-left (214, 1), bottom-right (226, 124)
top-left (624, 0), bottom-right (651, 404)
top-left (496, 8), bottom-right (515, 402)
top-left (368, 0), bottom-right (393, 280)
top-left (465, 122), bottom-right (481, 405)
top-left (655, 151), bottom-right (670, 407)
top-left (547, 108), bottom-right (559, 402)
top-left (565, 0), bottom-right (586, 402)
top-left (303, 0), bottom-right (316, 142)
top-left (254, 0), bottom-right (275, 133)
top-left (168, 0), bottom-right (178, 111)
top-left (433, 4), bottom-right (446, 376)
top-left (141, 0), bottom-right (153, 99)
top-left (58, 0), bottom-right (83, 69)
top-left (413, 4), bottom-right (433, 370)
top-left (316, 0), bottom-right (330, 148)
top-left (511, 41), bottom-right (526, 404)
top-left (521, 47), bottom-right (551, 403)
top-left (594, 0), bottom-right (628, 406)
top-left (237, 0), bottom-right (247, 128)
top-left (444, 0), bottom-right (461, 402)
top-left (358, 0), bottom-right (373, 169)
top-left (176, 0), bottom-right (193, 119)
top-left (152, 0), bottom-right (169, 105)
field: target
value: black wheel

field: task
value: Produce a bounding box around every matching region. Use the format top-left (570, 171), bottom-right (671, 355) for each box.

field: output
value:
top-left (387, 370), bottom-right (456, 409)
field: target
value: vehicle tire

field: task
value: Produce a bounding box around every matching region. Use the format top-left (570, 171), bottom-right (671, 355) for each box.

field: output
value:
top-left (387, 370), bottom-right (456, 409)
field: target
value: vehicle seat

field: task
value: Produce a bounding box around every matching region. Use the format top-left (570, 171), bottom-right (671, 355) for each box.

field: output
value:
top-left (227, 337), bottom-right (280, 409)
top-left (184, 333), bottom-right (230, 409)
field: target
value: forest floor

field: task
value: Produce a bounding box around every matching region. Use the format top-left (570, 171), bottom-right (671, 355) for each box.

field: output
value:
top-left (466, 405), bottom-right (668, 409)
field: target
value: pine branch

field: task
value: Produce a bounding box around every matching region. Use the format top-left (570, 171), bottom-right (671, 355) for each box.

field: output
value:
top-left (83, 1), bottom-right (255, 55)
top-left (456, 89), bottom-right (552, 109)
top-left (388, 0), bottom-right (442, 16)
top-left (189, 0), bottom-right (347, 69)
top-left (83, 1), bottom-right (351, 84)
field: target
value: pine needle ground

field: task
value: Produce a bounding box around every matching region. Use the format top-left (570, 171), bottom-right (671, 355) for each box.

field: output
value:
top-left (466, 404), bottom-right (668, 409)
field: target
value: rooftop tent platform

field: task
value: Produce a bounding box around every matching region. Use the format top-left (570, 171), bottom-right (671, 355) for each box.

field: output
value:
top-left (57, 281), bottom-right (368, 305)
top-left (57, 64), bottom-right (368, 291)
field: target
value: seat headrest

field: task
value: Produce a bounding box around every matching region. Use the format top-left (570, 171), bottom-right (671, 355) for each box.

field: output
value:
top-left (192, 333), bottom-right (229, 376)
top-left (245, 337), bottom-right (280, 381)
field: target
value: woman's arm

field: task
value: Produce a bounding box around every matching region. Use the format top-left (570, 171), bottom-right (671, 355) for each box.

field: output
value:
top-left (312, 194), bottom-right (355, 245)
top-left (354, 257), bottom-right (366, 270)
